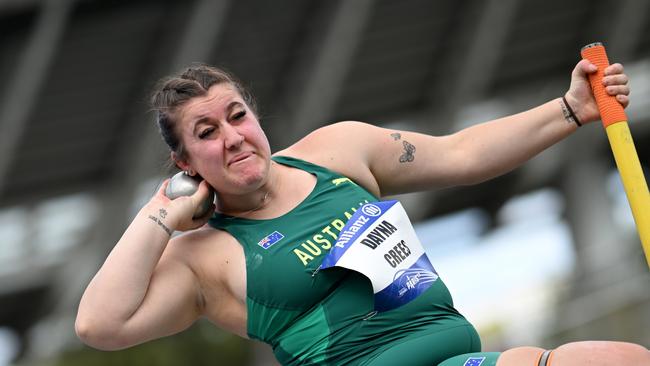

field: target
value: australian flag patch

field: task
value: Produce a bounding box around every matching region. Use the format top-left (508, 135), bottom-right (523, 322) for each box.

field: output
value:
top-left (257, 231), bottom-right (284, 249)
top-left (463, 357), bottom-right (485, 366)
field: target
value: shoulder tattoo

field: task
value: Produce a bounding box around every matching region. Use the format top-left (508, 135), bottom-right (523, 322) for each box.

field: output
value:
top-left (389, 132), bottom-right (415, 163)
top-left (399, 140), bottom-right (416, 163)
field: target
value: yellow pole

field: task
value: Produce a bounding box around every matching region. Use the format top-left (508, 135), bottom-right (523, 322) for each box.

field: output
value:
top-left (581, 43), bottom-right (650, 268)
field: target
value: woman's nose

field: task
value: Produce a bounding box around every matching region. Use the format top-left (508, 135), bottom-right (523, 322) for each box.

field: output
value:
top-left (223, 123), bottom-right (244, 149)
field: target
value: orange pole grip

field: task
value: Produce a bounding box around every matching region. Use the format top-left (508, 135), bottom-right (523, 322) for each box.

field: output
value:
top-left (580, 43), bottom-right (628, 128)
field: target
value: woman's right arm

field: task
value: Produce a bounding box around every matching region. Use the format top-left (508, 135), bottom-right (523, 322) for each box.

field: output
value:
top-left (75, 180), bottom-right (214, 350)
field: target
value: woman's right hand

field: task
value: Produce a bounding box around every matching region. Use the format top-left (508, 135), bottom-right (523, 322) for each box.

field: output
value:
top-left (150, 179), bottom-right (215, 232)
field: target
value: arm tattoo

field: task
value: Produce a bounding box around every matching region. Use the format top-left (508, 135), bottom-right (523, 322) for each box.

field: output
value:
top-left (159, 208), bottom-right (168, 219)
top-left (148, 215), bottom-right (173, 236)
top-left (399, 141), bottom-right (416, 163)
top-left (390, 132), bottom-right (401, 141)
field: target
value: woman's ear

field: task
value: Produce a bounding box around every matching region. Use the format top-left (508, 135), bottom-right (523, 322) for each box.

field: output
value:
top-left (171, 151), bottom-right (191, 172)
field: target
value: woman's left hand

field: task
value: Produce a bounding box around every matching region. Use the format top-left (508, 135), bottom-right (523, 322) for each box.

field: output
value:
top-left (564, 59), bottom-right (630, 125)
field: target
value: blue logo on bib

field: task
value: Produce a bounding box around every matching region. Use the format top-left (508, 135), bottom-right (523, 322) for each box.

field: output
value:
top-left (361, 203), bottom-right (382, 216)
top-left (258, 231), bottom-right (284, 249)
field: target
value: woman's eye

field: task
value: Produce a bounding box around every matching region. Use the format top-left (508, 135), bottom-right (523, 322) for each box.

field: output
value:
top-left (198, 128), bottom-right (214, 139)
top-left (232, 111), bottom-right (246, 120)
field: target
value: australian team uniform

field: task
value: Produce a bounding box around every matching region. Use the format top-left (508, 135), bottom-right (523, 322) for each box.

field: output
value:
top-left (208, 156), bottom-right (501, 366)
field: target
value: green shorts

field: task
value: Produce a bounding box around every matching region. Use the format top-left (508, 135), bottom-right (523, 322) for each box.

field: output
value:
top-left (361, 324), bottom-right (500, 366)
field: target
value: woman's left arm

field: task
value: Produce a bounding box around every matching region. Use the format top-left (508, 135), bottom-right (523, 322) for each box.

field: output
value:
top-left (360, 60), bottom-right (629, 195)
top-left (290, 61), bottom-right (629, 196)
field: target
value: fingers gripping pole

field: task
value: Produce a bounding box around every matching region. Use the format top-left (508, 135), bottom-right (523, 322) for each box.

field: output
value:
top-left (581, 43), bottom-right (628, 128)
top-left (581, 42), bottom-right (650, 268)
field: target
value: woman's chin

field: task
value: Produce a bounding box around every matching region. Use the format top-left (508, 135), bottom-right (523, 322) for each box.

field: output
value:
top-left (226, 171), bottom-right (267, 192)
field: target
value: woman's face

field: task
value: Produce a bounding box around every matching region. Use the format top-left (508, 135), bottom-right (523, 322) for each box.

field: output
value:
top-left (175, 83), bottom-right (271, 195)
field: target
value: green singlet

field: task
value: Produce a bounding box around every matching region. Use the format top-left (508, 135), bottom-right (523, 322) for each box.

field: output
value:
top-left (208, 156), bottom-right (495, 366)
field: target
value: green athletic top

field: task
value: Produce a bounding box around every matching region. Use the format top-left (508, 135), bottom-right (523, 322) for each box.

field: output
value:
top-left (208, 156), bottom-right (480, 365)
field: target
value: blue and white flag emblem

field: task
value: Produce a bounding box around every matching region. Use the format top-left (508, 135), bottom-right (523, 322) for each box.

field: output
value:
top-left (321, 200), bottom-right (438, 312)
top-left (463, 357), bottom-right (485, 366)
top-left (257, 231), bottom-right (284, 249)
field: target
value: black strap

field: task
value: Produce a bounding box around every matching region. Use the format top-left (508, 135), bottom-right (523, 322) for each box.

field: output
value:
top-left (562, 96), bottom-right (582, 126)
top-left (538, 350), bottom-right (552, 366)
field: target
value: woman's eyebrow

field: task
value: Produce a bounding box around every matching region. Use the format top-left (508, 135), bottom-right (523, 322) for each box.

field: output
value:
top-left (191, 117), bottom-right (211, 136)
top-left (226, 101), bottom-right (244, 113)
top-left (190, 101), bottom-right (244, 133)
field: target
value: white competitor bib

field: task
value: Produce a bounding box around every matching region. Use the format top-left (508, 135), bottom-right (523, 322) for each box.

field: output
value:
top-left (321, 200), bottom-right (439, 312)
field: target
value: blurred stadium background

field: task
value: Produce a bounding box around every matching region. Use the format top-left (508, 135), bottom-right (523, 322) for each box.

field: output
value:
top-left (0, 0), bottom-right (649, 365)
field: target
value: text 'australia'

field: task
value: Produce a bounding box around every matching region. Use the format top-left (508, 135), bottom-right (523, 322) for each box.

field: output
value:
top-left (292, 200), bottom-right (369, 266)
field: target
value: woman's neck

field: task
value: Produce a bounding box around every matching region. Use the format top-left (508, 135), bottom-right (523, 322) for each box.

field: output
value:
top-left (216, 162), bottom-right (279, 216)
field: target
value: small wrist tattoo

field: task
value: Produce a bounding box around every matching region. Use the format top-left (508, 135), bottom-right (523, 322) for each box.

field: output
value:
top-left (560, 97), bottom-right (582, 127)
top-left (148, 214), bottom-right (173, 236)
top-left (159, 208), bottom-right (168, 219)
top-left (391, 132), bottom-right (401, 141)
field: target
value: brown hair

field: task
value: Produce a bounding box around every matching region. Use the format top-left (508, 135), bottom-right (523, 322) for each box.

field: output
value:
top-left (150, 64), bottom-right (257, 159)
